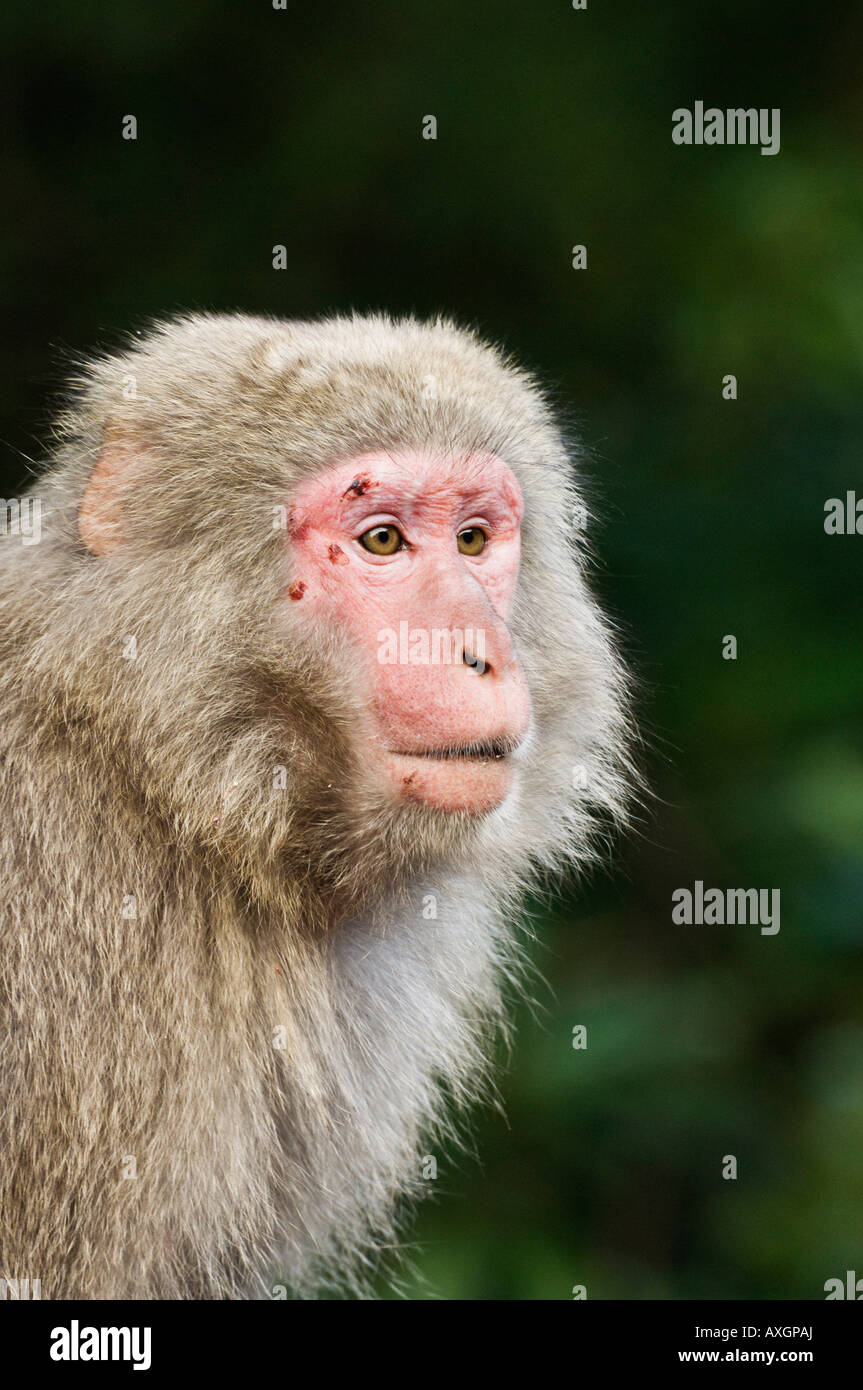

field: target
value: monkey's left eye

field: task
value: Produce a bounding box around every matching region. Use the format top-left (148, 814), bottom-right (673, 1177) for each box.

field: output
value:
top-left (359, 524), bottom-right (405, 555)
top-left (457, 527), bottom-right (487, 556)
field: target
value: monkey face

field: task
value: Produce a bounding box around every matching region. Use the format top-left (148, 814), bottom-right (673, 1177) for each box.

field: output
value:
top-left (285, 450), bottom-right (532, 814)
top-left (63, 312), bottom-right (628, 901)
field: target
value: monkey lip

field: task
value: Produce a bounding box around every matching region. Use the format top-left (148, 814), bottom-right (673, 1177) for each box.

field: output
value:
top-left (388, 736), bottom-right (515, 762)
top-left (383, 737), bottom-right (520, 813)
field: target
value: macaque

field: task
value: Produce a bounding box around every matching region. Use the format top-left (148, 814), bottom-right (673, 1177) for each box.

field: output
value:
top-left (0, 312), bottom-right (631, 1298)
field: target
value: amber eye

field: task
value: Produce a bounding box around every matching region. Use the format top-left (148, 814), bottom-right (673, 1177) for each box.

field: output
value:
top-left (457, 526), bottom-right (487, 556)
top-left (358, 524), bottom-right (404, 555)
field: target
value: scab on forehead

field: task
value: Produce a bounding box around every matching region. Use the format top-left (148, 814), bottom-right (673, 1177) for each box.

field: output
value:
top-left (342, 474), bottom-right (373, 499)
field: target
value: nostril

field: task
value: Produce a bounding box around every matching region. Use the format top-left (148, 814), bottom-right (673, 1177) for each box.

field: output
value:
top-left (463, 648), bottom-right (490, 676)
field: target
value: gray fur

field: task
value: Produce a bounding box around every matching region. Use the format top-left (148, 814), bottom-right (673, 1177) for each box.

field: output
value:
top-left (0, 312), bottom-right (632, 1298)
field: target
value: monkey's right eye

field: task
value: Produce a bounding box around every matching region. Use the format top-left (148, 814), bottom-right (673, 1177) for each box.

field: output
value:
top-left (358, 524), bottom-right (405, 555)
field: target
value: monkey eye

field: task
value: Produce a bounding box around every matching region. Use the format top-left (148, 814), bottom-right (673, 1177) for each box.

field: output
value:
top-left (358, 524), bottom-right (405, 555)
top-left (457, 526), bottom-right (487, 556)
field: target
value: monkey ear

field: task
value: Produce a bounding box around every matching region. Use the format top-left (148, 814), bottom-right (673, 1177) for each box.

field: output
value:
top-left (78, 429), bottom-right (141, 555)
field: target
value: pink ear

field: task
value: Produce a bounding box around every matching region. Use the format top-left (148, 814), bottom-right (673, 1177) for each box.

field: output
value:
top-left (77, 431), bottom-right (141, 555)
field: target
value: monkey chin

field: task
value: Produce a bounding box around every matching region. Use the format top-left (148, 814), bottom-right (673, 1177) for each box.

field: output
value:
top-left (384, 750), bottom-right (514, 814)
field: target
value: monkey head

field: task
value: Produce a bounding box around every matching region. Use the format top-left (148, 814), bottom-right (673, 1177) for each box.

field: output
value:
top-left (40, 312), bottom-right (628, 913)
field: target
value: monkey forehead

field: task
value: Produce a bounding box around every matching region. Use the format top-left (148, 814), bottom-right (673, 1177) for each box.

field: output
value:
top-left (288, 451), bottom-right (524, 525)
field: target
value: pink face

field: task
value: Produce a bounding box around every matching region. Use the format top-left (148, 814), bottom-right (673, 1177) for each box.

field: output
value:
top-left (285, 450), bottom-right (532, 813)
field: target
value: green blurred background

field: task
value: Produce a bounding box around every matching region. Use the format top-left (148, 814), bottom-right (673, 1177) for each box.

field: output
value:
top-left (1, 0), bottom-right (861, 1299)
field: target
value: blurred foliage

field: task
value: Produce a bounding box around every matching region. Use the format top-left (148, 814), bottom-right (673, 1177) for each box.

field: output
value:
top-left (1, 0), bottom-right (861, 1299)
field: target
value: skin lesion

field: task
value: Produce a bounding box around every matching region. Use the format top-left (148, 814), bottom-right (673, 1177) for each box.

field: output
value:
top-left (342, 474), bottom-right (372, 499)
top-left (285, 510), bottom-right (312, 543)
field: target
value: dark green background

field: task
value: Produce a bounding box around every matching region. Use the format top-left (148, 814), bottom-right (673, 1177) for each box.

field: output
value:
top-left (2, 0), bottom-right (861, 1299)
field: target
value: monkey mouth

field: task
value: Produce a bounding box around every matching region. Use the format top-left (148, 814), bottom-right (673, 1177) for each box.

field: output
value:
top-left (388, 736), bottom-right (517, 762)
top-left (382, 736), bottom-right (522, 814)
